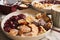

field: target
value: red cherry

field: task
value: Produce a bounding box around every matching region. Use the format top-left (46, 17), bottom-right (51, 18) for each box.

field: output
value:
top-left (4, 27), bottom-right (11, 32)
top-left (11, 6), bottom-right (17, 12)
top-left (18, 14), bottom-right (26, 19)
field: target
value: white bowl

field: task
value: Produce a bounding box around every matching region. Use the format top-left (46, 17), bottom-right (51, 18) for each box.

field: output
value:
top-left (1, 9), bottom-right (51, 40)
top-left (31, 1), bottom-right (52, 13)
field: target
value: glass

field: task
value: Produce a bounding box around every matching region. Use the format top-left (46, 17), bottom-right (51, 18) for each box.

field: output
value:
top-left (51, 4), bottom-right (60, 32)
top-left (52, 10), bottom-right (60, 28)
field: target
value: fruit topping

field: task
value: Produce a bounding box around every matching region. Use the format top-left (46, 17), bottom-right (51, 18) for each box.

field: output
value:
top-left (18, 14), bottom-right (26, 19)
top-left (18, 19), bottom-right (27, 25)
top-left (4, 13), bottom-right (52, 37)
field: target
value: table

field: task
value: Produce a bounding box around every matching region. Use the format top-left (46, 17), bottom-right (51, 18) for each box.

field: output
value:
top-left (0, 30), bottom-right (60, 40)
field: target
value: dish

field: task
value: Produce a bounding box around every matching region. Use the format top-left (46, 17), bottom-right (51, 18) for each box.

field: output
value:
top-left (3, 13), bottom-right (52, 37)
top-left (32, 1), bottom-right (53, 10)
top-left (1, 9), bottom-right (52, 40)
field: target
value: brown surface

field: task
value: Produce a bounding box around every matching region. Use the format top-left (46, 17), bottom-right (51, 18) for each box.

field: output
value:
top-left (0, 24), bottom-right (12, 40)
top-left (0, 30), bottom-right (12, 40)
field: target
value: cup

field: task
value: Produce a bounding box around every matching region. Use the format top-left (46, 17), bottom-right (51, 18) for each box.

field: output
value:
top-left (52, 4), bottom-right (60, 28)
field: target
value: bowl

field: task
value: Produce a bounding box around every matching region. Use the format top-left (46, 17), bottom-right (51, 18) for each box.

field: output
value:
top-left (52, 4), bottom-right (60, 28)
top-left (1, 9), bottom-right (51, 40)
top-left (31, 1), bottom-right (53, 13)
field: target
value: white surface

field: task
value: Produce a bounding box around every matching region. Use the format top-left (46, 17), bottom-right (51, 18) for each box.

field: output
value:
top-left (0, 0), bottom-right (4, 5)
top-left (45, 31), bottom-right (60, 40)
top-left (37, 30), bottom-right (60, 40)
top-left (7, 0), bottom-right (17, 4)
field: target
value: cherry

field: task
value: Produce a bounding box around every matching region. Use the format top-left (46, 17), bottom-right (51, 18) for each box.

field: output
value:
top-left (4, 14), bottom-right (26, 32)
top-left (11, 5), bottom-right (17, 12)
top-left (14, 16), bottom-right (19, 20)
top-left (18, 14), bottom-right (26, 19)
top-left (4, 27), bottom-right (11, 32)
top-left (10, 16), bottom-right (17, 21)
top-left (4, 20), bottom-right (11, 27)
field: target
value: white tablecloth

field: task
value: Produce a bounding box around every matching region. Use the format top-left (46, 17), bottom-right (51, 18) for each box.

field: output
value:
top-left (41, 30), bottom-right (60, 40)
